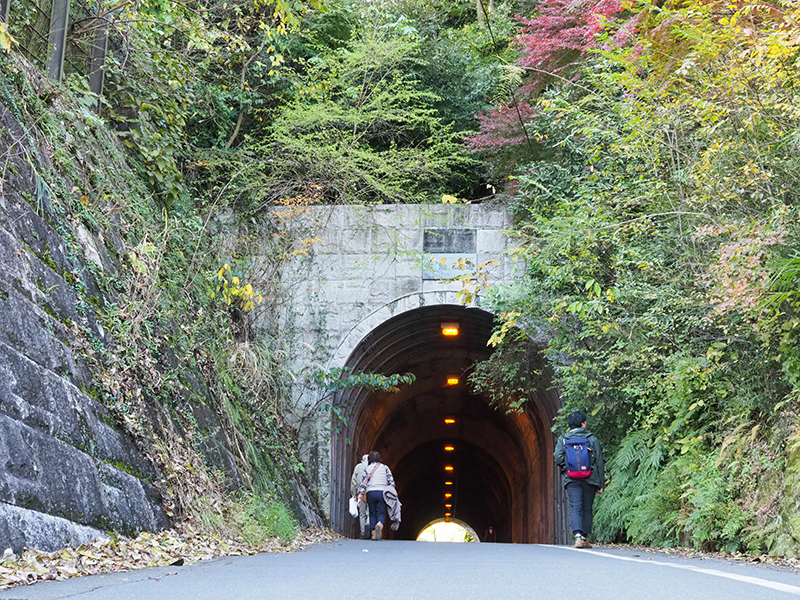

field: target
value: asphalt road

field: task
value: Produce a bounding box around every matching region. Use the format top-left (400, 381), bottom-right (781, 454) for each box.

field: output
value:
top-left (3, 541), bottom-right (800, 600)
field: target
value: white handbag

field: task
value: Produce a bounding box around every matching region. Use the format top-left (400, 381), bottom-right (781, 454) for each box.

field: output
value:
top-left (348, 496), bottom-right (359, 518)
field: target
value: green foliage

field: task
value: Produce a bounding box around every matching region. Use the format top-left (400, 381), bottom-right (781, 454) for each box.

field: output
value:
top-left (251, 25), bottom-right (476, 205)
top-left (312, 366), bottom-right (416, 394)
top-left (468, 330), bottom-right (546, 413)
top-left (309, 366), bottom-right (416, 429)
top-left (196, 494), bottom-right (298, 542)
top-left (470, 0), bottom-right (800, 555)
top-left (366, 0), bottom-right (517, 133)
top-left (244, 497), bottom-right (299, 541)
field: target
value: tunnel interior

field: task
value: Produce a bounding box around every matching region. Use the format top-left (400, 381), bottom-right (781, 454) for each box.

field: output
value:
top-left (330, 304), bottom-right (562, 542)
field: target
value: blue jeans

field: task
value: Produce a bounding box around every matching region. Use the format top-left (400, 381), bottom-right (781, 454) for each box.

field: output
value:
top-left (566, 481), bottom-right (598, 537)
top-left (366, 490), bottom-right (386, 532)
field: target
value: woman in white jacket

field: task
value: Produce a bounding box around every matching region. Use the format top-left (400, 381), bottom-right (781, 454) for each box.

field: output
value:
top-left (358, 451), bottom-right (395, 540)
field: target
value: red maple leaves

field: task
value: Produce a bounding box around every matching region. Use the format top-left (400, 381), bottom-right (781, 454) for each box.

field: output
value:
top-left (466, 0), bottom-right (626, 155)
top-left (516, 0), bottom-right (623, 72)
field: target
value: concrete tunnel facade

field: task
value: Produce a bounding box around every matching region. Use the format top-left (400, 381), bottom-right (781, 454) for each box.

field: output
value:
top-left (279, 205), bottom-right (569, 542)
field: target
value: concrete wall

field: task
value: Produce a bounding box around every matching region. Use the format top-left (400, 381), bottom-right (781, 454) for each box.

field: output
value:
top-left (273, 203), bottom-right (517, 514)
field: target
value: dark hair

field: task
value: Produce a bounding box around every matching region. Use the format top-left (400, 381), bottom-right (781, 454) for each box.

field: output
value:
top-left (567, 411), bottom-right (587, 429)
top-left (368, 451), bottom-right (382, 464)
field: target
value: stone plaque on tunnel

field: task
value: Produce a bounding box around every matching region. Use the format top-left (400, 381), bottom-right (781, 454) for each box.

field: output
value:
top-left (423, 229), bottom-right (478, 280)
top-left (423, 229), bottom-right (476, 253)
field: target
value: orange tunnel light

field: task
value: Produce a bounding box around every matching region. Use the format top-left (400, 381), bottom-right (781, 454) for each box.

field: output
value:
top-left (444, 493), bottom-right (452, 499)
top-left (444, 418), bottom-right (456, 425)
top-left (441, 323), bottom-right (460, 336)
top-left (445, 466), bottom-right (454, 472)
top-left (446, 377), bottom-right (459, 386)
top-left (444, 445), bottom-right (455, 451)
top-left (445, 504), bottom-right (452, 508)
top-left (445, 481), bottom-right (453, 486)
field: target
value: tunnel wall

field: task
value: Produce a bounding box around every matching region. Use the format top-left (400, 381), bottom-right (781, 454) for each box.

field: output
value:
top-left (273, 204), bottom-right (568, 542)
top-left (277, 205), bottom-right (515, 507)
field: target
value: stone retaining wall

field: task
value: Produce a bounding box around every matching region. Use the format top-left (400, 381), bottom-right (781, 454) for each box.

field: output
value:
top-left (0, 100), bottom-right (172, 552)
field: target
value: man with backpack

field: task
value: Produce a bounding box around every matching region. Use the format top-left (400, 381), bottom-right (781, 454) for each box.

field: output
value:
top-left (554, 410), bottom-right (605, 548)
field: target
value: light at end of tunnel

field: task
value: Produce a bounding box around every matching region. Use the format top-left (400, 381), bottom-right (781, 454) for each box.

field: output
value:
top-left (445, 481), bottom-right (453, 485)
top-left (441, 322), bottom-right (460, 336)
top-left (444, 445), bottom-right (455, 451)
top-left (444, 493), bottom-right (452, 498)
top-left (446, 377), bottom-right (459, 386)
top-left (445, 466), bottom-right (454, 472)
top-left (444, 418), bottom-right (456, 425)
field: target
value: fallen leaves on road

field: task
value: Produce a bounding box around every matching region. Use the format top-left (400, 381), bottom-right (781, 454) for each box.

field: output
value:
top-left (0, 527), bottom-right (340, 591)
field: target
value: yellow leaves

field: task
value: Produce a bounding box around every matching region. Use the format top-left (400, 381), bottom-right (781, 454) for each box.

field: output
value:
top-left (214, 264), bottom-right (263, 313)
top-left (452, 257), bottom-right (473, 271)
top-left (0, 22), bottom-right (16, 52)
top-left (600, 322), bottom-right (618, 334)
top-left (441, 194), bottom-right (468, 204)
top-left (287, 236), bottom-right (322, 258)
top-left (487, 311), bottom-right (522, 347)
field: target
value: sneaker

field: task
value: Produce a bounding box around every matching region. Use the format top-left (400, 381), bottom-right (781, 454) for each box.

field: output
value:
top-left (375, 522), bottom-right (383, 541)
top-left (574, 534), bottom-right (592, 548)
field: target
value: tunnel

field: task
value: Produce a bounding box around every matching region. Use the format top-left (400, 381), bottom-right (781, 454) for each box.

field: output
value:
top-left (329, 304), bottom-right (566, 543)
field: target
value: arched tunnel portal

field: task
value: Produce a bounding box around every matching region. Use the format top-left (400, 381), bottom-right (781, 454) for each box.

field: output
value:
top-left (329, 304), bottom-right (563, 543)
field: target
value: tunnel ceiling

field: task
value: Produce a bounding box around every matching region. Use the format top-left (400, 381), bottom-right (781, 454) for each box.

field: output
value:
top-left (332, 304), bottom-right (560, 543)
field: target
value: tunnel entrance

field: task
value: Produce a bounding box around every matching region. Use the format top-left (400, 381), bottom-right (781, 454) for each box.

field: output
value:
top-left (418, 519), bottom-right (479, 542)
top-left (329, 304), bottom-right (563, 543)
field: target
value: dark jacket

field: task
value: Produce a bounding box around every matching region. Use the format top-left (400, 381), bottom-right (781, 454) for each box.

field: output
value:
top-left (553, 427), bottom-right (604, 489)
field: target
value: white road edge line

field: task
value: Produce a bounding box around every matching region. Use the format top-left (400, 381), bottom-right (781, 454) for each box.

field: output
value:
top-left (547, 545), bottom-right (800, 596)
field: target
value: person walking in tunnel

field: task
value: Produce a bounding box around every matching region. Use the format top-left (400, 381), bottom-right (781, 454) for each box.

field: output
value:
top-left (484, 525), bottom-right (496, 542)
top-left (554, 410), bottom-right (604, 548)
top-left (357, 451), bottom-right (396, 540)
top-left (350, 454), bottom-right (370, 539)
